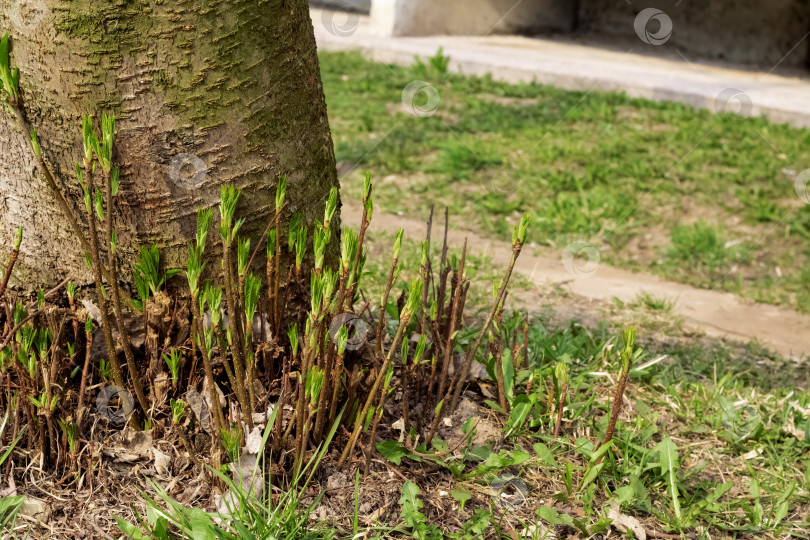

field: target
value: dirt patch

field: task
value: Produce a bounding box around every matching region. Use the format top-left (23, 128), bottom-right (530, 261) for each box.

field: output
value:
top-left (475, 93), bottom-right (540, 107)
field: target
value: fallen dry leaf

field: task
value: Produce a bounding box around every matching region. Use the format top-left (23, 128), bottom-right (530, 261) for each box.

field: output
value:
top-left (608, 500), bottom-right (646, 540)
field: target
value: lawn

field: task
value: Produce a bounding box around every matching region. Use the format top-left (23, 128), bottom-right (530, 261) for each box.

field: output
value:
top-left (321, 49), bottom-right (810, 314)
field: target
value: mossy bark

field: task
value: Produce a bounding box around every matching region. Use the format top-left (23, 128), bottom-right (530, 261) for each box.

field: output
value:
top-left (0, 0), bottom-right (339, 288)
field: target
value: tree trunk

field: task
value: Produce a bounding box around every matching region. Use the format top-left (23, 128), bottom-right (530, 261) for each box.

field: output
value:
top-left (0, 0), bottom-right (339, 288)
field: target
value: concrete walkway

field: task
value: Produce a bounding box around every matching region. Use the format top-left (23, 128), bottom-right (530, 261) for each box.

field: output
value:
top-left (313, 8), bottom-right (810, 129)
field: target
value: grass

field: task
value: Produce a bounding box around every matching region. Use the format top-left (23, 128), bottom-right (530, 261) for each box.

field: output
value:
top-left (381, 317), bottom-right (810, 537)
top-left (320, 49), bottom-right (810, 313)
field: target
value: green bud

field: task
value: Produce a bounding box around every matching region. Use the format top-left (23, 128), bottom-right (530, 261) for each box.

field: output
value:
top-left (81, 116), bottom-right (99, 162)
top-left (99, 113), bottom-right (115, 172)
top-left (383, 364), bottom-right (394, 391)
top-left (196, 207), bottom-right (213, 248)
top-left (313, 222), bottom-right (327, 271)
top-left (186, 244), bottom-right (206, 297)
top-left (365, 197), bottom-right (373, 221)
top-left (393, 228), bottom-right (404, 261)
top-left (94, 188), bottom-right (104, 222)
top-left (0, 33), bottom-right (20, 103)
top-left (219, 184), bottom-right (241, 230)
top-left (288, 212), bottom-right (302, 253)
top-left (513, 213), bottom-right (530, 246)
top-left (13, 226), bottom-right (22, 251)
top-left (295, 226), bottom-right (307, 270)
top-left (336, 325), bottom-right (349, 355)
top-left (244, 273), bottom-right (261, 327)
top-left (362, 171), bottom-right (372, 200)
top-left (401, 277), bottom-right (423, 321)
top-left (267, 229), bottom-right (276, 260)
top-left (204, 284), bottom-right (223, 327)
top-left (324, 186), bottom-right (338, 228)
top-left (275, 173), bottom-right (287, 212)
top-left (288, 323), bottom-right (299, 355)
top-left (30, 129), bottom-right (41, 158)
top-left (554, 362), bottom-right (568, 386)
top-left (306, 367), bottom-right (324, 406)
top-left (340, 227), bottom-right (358, 272)
top-left (413, 334), bottom-right (427, 365)
top-left (170, 398), bottom-right (186, 425)
top-left (238, 237), bottom-right (251, 277)
top-left (110, 166), bottom-right (120, 196)
top-left (621, 325), bottom-right (637, 371)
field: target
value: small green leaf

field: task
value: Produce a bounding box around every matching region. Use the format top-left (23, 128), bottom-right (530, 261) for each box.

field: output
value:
top-left (656, 435), bottom-right (682, 520)
top-left (532, 442), bottom-right (558, 468)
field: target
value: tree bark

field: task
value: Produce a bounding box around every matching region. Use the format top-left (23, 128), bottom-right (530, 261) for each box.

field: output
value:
top-left (0, 0), bottom-right (339, 288)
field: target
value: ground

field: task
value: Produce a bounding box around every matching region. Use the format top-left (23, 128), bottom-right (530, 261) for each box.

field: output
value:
top-left (6, 49), bottom-right (810, 540)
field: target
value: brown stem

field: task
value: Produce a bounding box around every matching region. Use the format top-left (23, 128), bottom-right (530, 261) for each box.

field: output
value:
top-left (337, 314), bottom-right (410, 469)
top-left (447, 242), bottom-right (523, 414)
top-left (10, 105), bottom-right (135, 311)
top-left (424, 244), bottom-right (467, 447)
top-left (246, 203), bottom-right (286, 279)
top-left (363, 381), bottom-right (390, 477)
top-left (76, 323), bottom-right (93, 431)
top-left (223, 242), bottom-right (253, 430)
top-left (0, 250), bottom-right (19, 300)
top-left (101, 167), bottom-right (149, 418)
top-left (491, 298), bottom-right (509, 413)
top-left (342, 185), bottom-right (372, 313)
top-left (375, 254), bottom-right (399, 361)
top-left (83, 163), bottom-right (134, 421)
top-left (275, 354), bottom-right (292, 448)
top-left (419, 205), bottom-right (434, 335)
top-left (602, 363), bottom-right (632, 447)
top-left (436, 241), bottom-right (466, 401)
top-left (327, 350), bottom-right (346, 429)
top-left (312, 334), bottom-right (335, 444)
top-left (273, 208), bottom-right (282, 337)
top-left (191, 296), bottom-right (226, 448)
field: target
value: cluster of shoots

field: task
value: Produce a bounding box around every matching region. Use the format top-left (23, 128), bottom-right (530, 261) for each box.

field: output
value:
top-left (0, 30), bottom-right (538, 482)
